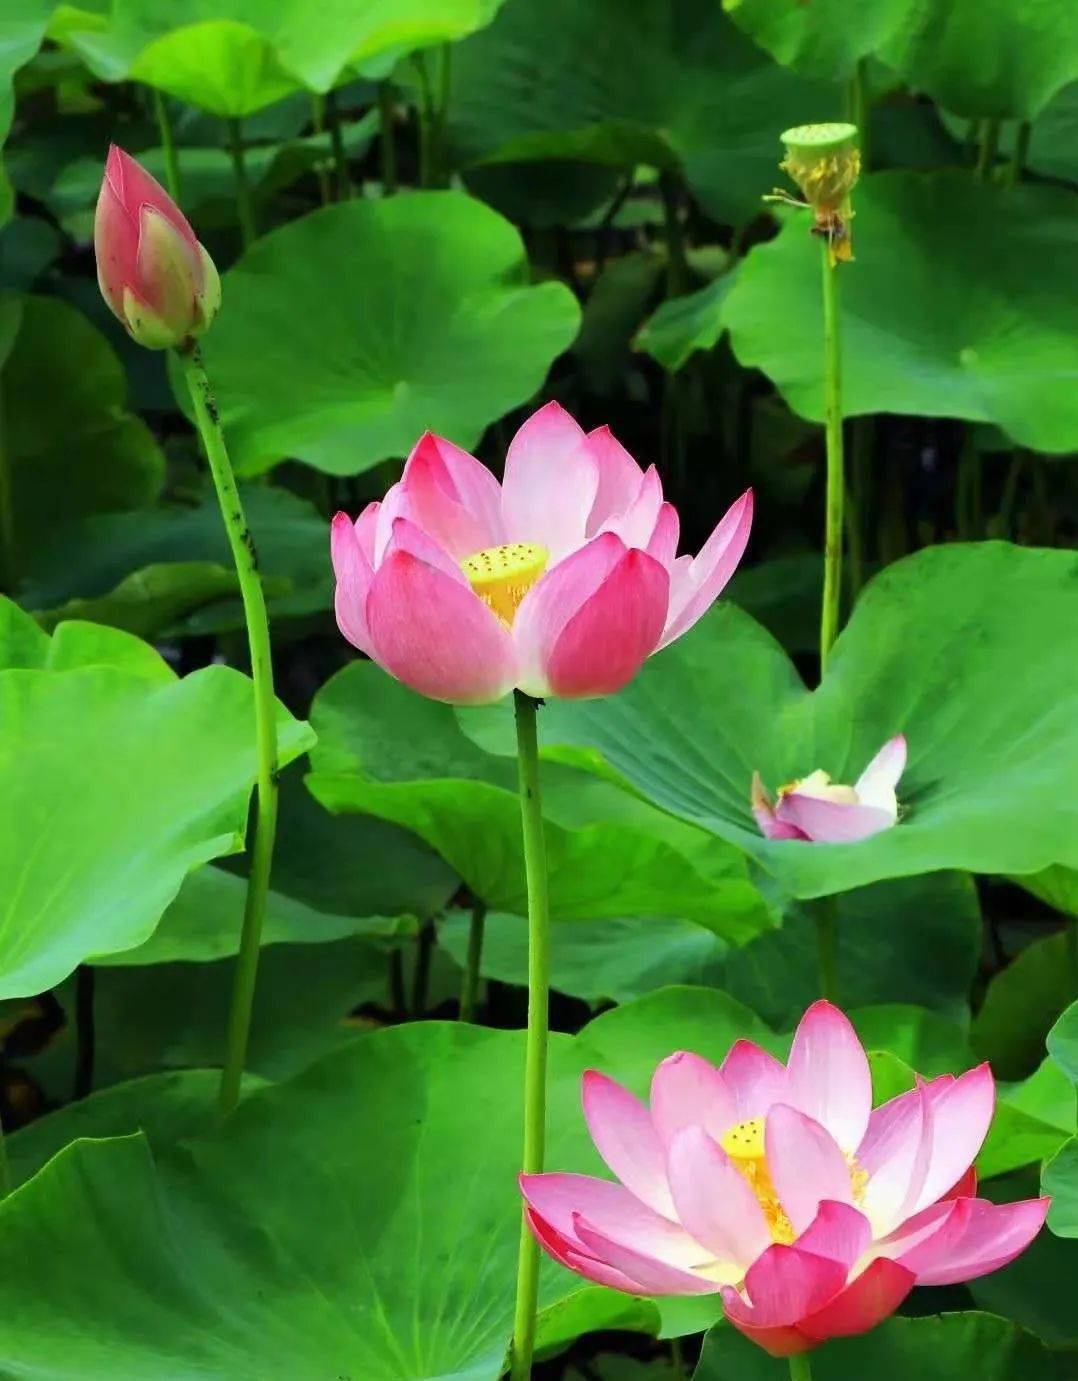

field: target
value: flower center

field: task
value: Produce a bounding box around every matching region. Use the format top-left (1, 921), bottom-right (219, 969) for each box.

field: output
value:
top-left (461, 542), bottom-right (549, 626)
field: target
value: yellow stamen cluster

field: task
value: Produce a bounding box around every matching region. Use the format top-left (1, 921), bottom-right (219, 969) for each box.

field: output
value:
top-left (461, 542), bottom-right (549, 626)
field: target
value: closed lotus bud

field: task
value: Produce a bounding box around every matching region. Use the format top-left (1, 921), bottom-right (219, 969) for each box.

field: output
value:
top-left (94, 145), bottom-right (221, 350)
top-left (780, 121), bottom-right (861, 263)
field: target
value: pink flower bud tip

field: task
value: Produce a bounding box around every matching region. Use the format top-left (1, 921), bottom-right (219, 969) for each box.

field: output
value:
top-left (94, 145), bottom-right (221, 351)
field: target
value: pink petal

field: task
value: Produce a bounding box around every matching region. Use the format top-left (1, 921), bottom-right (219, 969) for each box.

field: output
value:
top-left (858, 1082), bottom-right (932, 1234)
top-left (911, 1064), bottom-right (995, 1213)
top-left (518, 1173), bottom-right (705, 1270)
top-left (775, 792), bottom-right (894, 843)
top-left (786, 1001), bottom-right (872, 1153)
top-left (903, 1196), bottom-right (1049, 1287)
top-left (331, 511), bottom-right (374, 655)
top-left (596, 465), bottom-right (664, 549)
top-left (722, 1244), bottom-right (847, 1329)
top-left (752, 772), bottom-right (809, 841)
top-left (365, 550), bottom-right (516, 704)
top-left (384, 516), bottom-right (467, 584)
top-left (545, 548), bottom-right (669, 699)
top-left (659, 489), bottom-right (753, 648)
top-left (646, 502), bottom-right (680, 570)
top-left (513, 533), bottom-right (627, 697)
top-left (525, 1206), bottom-right (644, 1293)
top-left (795, 1201), bottom-right (872, 1270)
top-left (581, 1070), bottom-right (675, 1218)
top-left (666, 1126), bottom-right (772, 1269)
top-left (105, 145), bottom-right (198, 251)
top-left (944, 1166), bottom-right (978, 1201)
top-left (353, 501), bottom-right (380, 564)
top-left (572, 1214), bottom-right (718, 1295)
top-left (586, 425), bottom-right (646, 532)
top-left (399, 433), bottom-right (503, 559)
top-left (649, 1051), bottom-right (738, 1147)
top-left (766, 1105), bottom-right (855, 1235)
top-left (501, 402), bottom-right (598, 561)
top-left (875, 1198), bottom-right (967, 1272)
top-left (798, 1258), bottom-right (914, 1342)
top-left (720, 1040), bottom-right (789, 1121)
top-left (854, 734), bottom-right (907, 810)
top-left (373, 482), bottom-right (410, 563)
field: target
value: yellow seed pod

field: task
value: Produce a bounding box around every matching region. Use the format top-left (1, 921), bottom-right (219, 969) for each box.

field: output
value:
top-left (779, 122), bottom-right (861, 264)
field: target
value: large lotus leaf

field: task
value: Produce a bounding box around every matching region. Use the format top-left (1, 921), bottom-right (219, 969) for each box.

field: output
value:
top-left (0, 988), bottom-right (774, 1378)
top-left (979, 1057), bottom-right (1076, 1181)
top-left (696, 1312), bottom-right (1061, 1381)
top-left (1048, 1000), bottom-right (1078, 1085)
top-left (541, 542), bottom-right (1078, 901)
top-left (1043, 1137), bottom-right (1078, 1237)
top-left (1013, 865), bottom-right (1078, 917)
top-left (1, 1), bottom-right (51, 223)
top-left (0, 601), bottom-right (174, 679)
top-left (0, 606), bottom-right (313, 996)
top-left (63, 1), bottom-right (297, 116)
top-left (0, 294), bottom-right (164, 569)
top-left (443, 0), bottom-right (838, 227)
top-left (721, 0), bottom-right (908, 84)
top-left (973, 930), bottom-right (1076, 1079)
top-left (29, 562), bottom-right (244, 640)
top-left (307, 661), bottom-right (774, 944)
top-left (178, 193), bottom-right (580, 476)
top-left (724, 171), bottom-right (1078, 454)
top-left (634, 275), bottom-right (735, 373)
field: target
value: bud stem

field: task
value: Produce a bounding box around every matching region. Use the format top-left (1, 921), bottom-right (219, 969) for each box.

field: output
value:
top-left (789, 1353), bottom-right (814, 1381)
top-left (819, 236), bottom-right (845, 671)
top-left (152, 89), bottom-right (182, 206)
top-left (226, 118), bottom-right (257, 247)
top-left (178, 344), bottom-right (278, 1117)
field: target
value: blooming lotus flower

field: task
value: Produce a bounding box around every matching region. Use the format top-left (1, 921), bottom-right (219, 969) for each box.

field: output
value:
top-left (94, 145), bottom-right (220, 350)
top-left (752, 735), bottom-right (906, 843)
top-left (331, 403), bottom-right (752, 704)
top-left (521, 1002), bottom-right (1047, 1358)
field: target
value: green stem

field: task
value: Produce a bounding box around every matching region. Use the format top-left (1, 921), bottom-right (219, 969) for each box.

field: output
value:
top-left (434, 43), bottom-right (452, 186)
top-left (0, 388), bottom-right (14, 593)
top-left (226, 118), bottom-right (256, 247)
top-left (378, 82), bottom-right (398, 195)
top-left (414, 52), bottom-right (434, 188)
top-left (458, 901), bottom-right (487, 1023)
top-left (846, 416), bottom-right (872, 600)
top-left (509, 691), bottom-right (552, 1381)
top-left (153, 88), bottom-right (182, 205)
top-left (659, 171), bottom-right (689, 296)
top-left (819, 238), bottom-right (844, 672)
top-left (412, 918), bottom-right (435, 1015)
top-left (975, 118), bottom-right (1000, 181)
top-left (848, 58), bottom-right (870, 168)
top-left (789, 1354), bottom-right (814, 1381)
top-left (814, 897), bottom-right (840, 1004)
top-left (1008, 120), bottom-right (1031, 186)
top-left (997, 450), bottom-right (1025, 538)
top-left (325, 89), bottom-right (351, 200)
top-left (179, 345), bottom-right (278, 1117)
top-left (0, 1120), bottom-right (8, 1199)
top-left (310, 94), bottom-right (331, 205)
top-left (72, 965), bottom-right (96, 1100)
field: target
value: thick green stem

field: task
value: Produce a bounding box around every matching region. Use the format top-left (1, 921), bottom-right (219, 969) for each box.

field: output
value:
top-left (458, 901), bottom-right (487, 1023)
top-left (226, 118), bottom-right (256, 247)
top-left (310, 94), bottom-right (331, 205)
top-left (153, 88), bottom-right (182, 205)
top-left (73, 964), bottom-right (96, 1100)
top-left (819, 239), bottom-right (844, 671)
top-left (325, 89), bottom-right (351, 200)
top-left (789, 1354), bottom-right (814, 1381)
top-left (509, 691), bottom-right (551, 1381)
top-left (179, 345), bottom-right (278, 1117)
top-left (814, 897), bottom-right (840, 1004)
top-left (847, 59), bottom-right (870, 168)
top-left (975, 118), bottom-right (1000, 181)
top-left (378, 82), bottom-right (398, 194)
top-left (412, 918), bottom-right (435, 1015)
top-left (1008, 120), bottom-right (1031, 186)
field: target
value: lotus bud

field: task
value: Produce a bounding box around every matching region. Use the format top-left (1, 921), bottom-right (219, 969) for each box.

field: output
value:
top-left (94, 145), bottom-right (221, 351)
top-left (779, 121), bottom-right (861, 263)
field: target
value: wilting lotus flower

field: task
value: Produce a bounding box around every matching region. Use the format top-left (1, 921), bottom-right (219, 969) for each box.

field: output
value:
top-left (521, 1002), bottom-right (1047, 1357)
top-left (94, 145), bottom-right (220, 350)
top-left (752, 735), bottom-right (906, 843)
top-left (331, 403), bottom-right (752, 704)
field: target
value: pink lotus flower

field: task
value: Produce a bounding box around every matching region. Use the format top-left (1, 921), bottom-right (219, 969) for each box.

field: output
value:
top-left (94, 145), bottom-right (220, 350)
top-left (752, 735), bottom-right (906, 843)
top-left (521, 1002), bottom-right (1047, 1358)
top-left (331, 403), bottom-right (752, 704)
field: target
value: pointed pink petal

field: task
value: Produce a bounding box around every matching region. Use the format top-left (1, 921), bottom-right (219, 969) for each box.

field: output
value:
top-left (659, 489), bottom-right (753, 648)
top-left (904, 1196), bottom-right (1049, 1287)
top-left (854, 734), bottom-right (907, 810)
top-left (649, 1051), bottom-right (738, 1146)
top-left (786, 1001), bottom-right (872, 1153)
top-left (365, 550), bottom-right (515, 704)
top-left (384, 516), bottom-right (467, 583)
top-left (858, 1081), bottom-right (932, 1234)
top-left (572, 1214), bottom-right (717, 1295)
top-left (795, 1201), bottom-right (871, 1270)
top-left (719, 1040), bottom-right (789, 1121)
top-left (775, 791), bottom-right (894, 843)
top-left (353, 501), bottom-right (380, 564)
top-left (798, 1258), bottom-right (914, 1342)
top-left (586, 424), bottom-right (646, 531)
top-left (766, 1105), bottom-right (855, 1235)
top-left (723, 1244), bottom-right (847, 1329)
top-left (373, 482), bottom-right (411, 563)
top-left (874, 1198), bottom-right (967, 1271)
top-left (518, 1173), bottom-right (706, 1269)
top-left (502, 402), bottom-right (598, 561)
top-left (752, 772), bottom-right (807, 841)
top-left (331, 512), bottom-right (374, 654)
top-left (646, 502), bottom-right (680, 570)
top-left (596, 465), bottom-right (664, 549)
top-left (581, 1070), bottom-right (675, 1218)
top-left (513, 532), bottom-right (626, 697)
top-left (666, 1126), bottom-right (772, 1268)
top-left (546, 547), bottom-right (669, 698)
top-left (399, 433), bottom-right (503, 559)
top-left (525, 1207), bottom-right (645, 1293)
top-left (911, 1064), bottom-right (995, 1213)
